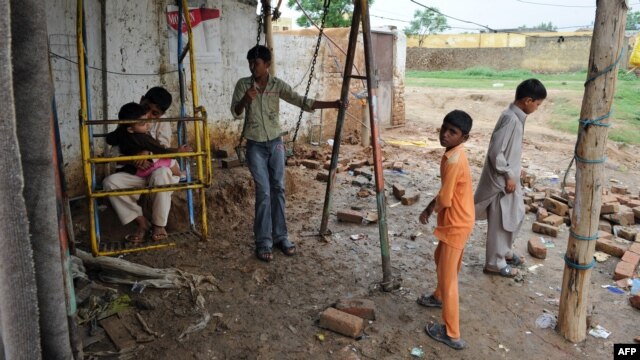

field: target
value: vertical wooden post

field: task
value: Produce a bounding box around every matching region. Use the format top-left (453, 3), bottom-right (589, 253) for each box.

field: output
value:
top-left (557, 0), bottom-right (627, 343)
top-left (263, 0), bottom-right (276, 76)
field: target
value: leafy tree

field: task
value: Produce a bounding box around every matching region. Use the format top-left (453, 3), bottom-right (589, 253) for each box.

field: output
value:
top-left (627, 10), bottom-right (640, 30)
top-left (403, 8), bottom-right (448, 47)
top-left (286, 0), bottom-right (374, 28)
top-left (519, 21), bottom-right (557, 31)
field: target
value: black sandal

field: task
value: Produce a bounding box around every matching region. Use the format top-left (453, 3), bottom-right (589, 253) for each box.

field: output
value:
top-left (425, 323), bottom-right (467, 350)
top-left (275, 240), bottom-right (296, 256)
top-left (256, 247), bottom-right (273, 262)
top-left (417, 294), bottom-right (442, 308)
top-left (506, 253), bottom-right (525, 267)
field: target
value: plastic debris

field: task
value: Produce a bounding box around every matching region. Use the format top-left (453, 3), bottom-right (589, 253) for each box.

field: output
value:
top-left (528, 264), bottom-right (543, 272)
top-left (588, 325), bottom-right (610, 339)
top-left (315, 333), bottom-right (325, 341)
top-left (350, 234), bottom-right (367, 241)
top-left (605, 285), bottom-right (625, 295)
top-left (535, 313), bottom-right (557, 329)
top-left (540, 237), bottom-right (555, 248)
top-left (410, 347), bottom-right (424, 358)
top-left (594, 251), bottom-right (610, 262)
top-left (631, 279), bottom-right (640, 295)
top-left (498, 344), bottom-right (510, 352)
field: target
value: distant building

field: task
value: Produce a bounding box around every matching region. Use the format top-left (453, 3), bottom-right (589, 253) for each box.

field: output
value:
top-left (273, 17), bottom-right (293, 31)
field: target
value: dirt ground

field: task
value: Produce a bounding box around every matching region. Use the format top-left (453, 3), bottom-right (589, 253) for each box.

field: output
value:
top-left (77, 86), bottom-right (640, 360)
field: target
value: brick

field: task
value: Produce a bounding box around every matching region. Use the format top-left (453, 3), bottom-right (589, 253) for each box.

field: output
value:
top-left (544, 198), bottom-right (568, 216)
top-left (602, 194), bottom-right (619, 204)
top-left (348, 159), bottom-right (367, 170)
top-left (614, 195), bottom-right (630, 205)
top-left (285, 158), bottom-right (298, 167)
top-left (611, 185), bottom-right (628, 195)
top-left (354, 170), bottom-right (372, 181)
top-left (392, 184), bottom-right (405, 200)
top-left (335, 298), bottom-right (376, 320)
top-left (401, 193), bottom-right (420, 206)
top-left (634, 207), bottom-right (640, 220)
top-left (629, 242), bottom-right (640, 256)
top-left (563, 215), bottom-right (572, 226)
top-left (598, 231), bottom-right (613, 240)
top-left (536, 207), bottom-right (549, 222)
top-left (524, 205), bottom-right (531, 213)
top-left (392, 162), bottom-right (404, 171)
top-left (621, 251), bottom-right (640, 269)
top-left (565, 186), bottom-right (576, 197)
top-left (221, 158), bottom-right (241, 168)
top-left (542, 214), bottom-right (564, 227)
top-left (337, 210), bottom-right (363, 224)
top-left (600, 203), bottom-right (619, 215)
top-left (598, 220), bottom-right (612, 233)
top-left (532, 222), bottom-right (558, 237)
top-left (523, 196), bottom-right (533, 205)
top-left (301, 160), bottom-right (321, 169)
top-left (602, 208), bottom-right (635, 226)
top-left (319, 307), bottom-right (364, 338)
top-left (532, 192), bottom-right (547, 201)
top-left (626, 199), bottom-right (640, 208)
top-left (527, 236), bottom-right (547, 259)
top-left (618, 227), bottom-right (638, 241)
top-left (613, 261), bottom-right (635, 280)
top-left (595, 238), bottom-right (628, 258)
top-left (630, 295), bottom-right (640, 310)
top-left (316, 172), bottom-right (329, 182)
top-left (616, 278), bottom-right (631, 289)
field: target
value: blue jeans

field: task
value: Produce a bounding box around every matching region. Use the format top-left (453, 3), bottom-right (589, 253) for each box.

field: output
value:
top-left (246, 137), bottom-right (289, 251)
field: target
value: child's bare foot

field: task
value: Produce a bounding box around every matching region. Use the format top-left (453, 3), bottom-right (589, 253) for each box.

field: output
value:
top-left (151, 225), bottom-right (168, 242)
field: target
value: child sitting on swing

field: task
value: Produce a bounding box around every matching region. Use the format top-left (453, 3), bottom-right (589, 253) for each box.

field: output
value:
top-left (230, 45), bottom-right (342, 262)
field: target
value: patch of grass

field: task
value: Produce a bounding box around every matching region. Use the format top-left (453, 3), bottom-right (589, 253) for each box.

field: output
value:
top-left (406, 68), bottom-right (640, 144)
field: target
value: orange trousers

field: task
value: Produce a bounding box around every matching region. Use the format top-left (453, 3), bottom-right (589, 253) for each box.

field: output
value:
top-left (433, 241), bottom-right (464, 339)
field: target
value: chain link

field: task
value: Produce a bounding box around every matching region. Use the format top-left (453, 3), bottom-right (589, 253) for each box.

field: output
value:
top-left (292, 0), bottom-right (331, 144)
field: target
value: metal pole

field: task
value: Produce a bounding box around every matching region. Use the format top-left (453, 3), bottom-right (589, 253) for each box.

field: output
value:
top-left (359, 0), bottom-right (394, 291)
top-left (319, 1), bottom-right (361, 234)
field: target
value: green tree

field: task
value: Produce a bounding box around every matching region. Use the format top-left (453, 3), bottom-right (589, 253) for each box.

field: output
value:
top-left (627, 10), bottom-right (640, 30)
top-left (403, 8), bottom-right (448, 47)
top-left (287, 0), bottom-right (374, 28)
top-left (519, 21), bottom-right (557, 31)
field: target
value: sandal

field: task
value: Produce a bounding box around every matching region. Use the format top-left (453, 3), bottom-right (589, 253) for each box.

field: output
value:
top-left (275, 240), bottom-right (296, 256)
top-left (256, 247), bottom-right (273, 262)
top-left (151, 226), bottom-right (168, 242)
top-left (417, 294), bottom-right (442, 308)
top-left (124, 233), bottom-right (146, 244)
top-left (483, 265), bottom-right (518, 278)
top-left (506, 253), bottom-right (525, 267)
top-left (425, 323), bottom-right (467, 350)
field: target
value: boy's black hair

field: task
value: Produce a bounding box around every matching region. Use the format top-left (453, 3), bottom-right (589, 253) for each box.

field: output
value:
top-left (443, 110), bottom-right (473, 135)
top-left (118, 102), bottom-right (147, 121)
top-left (515, 79), bottom-right (547, 101)
top-left (246, 45), bottom-right (272, 63)
top-left (142, 87), bottom-right (172, 112)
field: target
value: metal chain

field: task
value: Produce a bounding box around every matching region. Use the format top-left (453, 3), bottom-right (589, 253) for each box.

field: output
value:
top-left (292, 0), bottom-right (331, 143)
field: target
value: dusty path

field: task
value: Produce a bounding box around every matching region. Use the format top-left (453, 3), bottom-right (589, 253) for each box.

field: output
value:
top-left (79, 86), bottom-right (640, 359)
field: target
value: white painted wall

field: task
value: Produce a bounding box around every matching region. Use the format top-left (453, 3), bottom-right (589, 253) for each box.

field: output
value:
top-left (47, 0), bottom-right (258, 196)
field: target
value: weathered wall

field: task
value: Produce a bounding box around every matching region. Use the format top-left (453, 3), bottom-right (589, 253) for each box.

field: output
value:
top-left (391, 30), bottom-right (406, 127)
top-left (47, 0), bottom-right (257, 197)
top-left (407, 35), bottom-right (594, 72)
top-left (406, 31), bottom-right (594, 48)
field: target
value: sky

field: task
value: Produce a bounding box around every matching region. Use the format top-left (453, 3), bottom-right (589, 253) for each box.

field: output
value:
top-left (279, 0), bottom-right (640, 33)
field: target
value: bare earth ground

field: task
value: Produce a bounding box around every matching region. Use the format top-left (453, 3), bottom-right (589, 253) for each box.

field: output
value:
top-left (77, 86), bottom-right (640, 360)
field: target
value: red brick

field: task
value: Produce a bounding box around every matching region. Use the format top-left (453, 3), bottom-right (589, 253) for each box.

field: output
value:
top-left (598, 220), bottom-right (612, 234)
top-left (301, 160), bottom-right (321, 169)
top-left (613, 261), bottom-right (635, 280)
top-left (600, 203), bottom-right (619, 215)
top-left (630, 295), bottom-right (640, 310)
top-left (532, 222), bottom-right (558, 237)
top-left (316, 172), bottom-right (329, 182)
top-left (633, 207), bottom-right (640, 220)
top-left (523, 196), bottom-right (533, 205)
top-left (348, 159), bottom-right (367, 170)
top-left (221, 158), bottom-right (241, 168)
top-left (626, 199), bottom-right (640, 208)
top-left (335, 298), bottom-right (376, 320)
top-left (392, 184), bottom-right (405, 200)
top-left (618, 227), bottom-right (638, 241)
top-left (602, 194), bottom-right (619, 204)
top-left (598, 231), bottom-right (613, 240)
top-left (536, 207), bottom-right (549, 222)
top-left (319, 307), bottom-right (364, 338)
top-left (629, 242), bottom-right (640, 256)
top-left (401, 193), bottom-right (420, 206)
top-left (544, 198), bottom-right (568, 216)
top-left (602, 207), bottom-right (635, 226)
top-left (527, 236), bottom-right (547, 259)
top-left (614, 195), bottom-right (630, 205)
top-left (595, 238), bottom-right (628, 258)
top-left (611, 185), bottom-right (628, 195)
top-left (621, 251), bottom-right (640, 269)
top-left (542, 214), bottom-right (564, 227)
top-left (337, 210), bottom-right (364, 224)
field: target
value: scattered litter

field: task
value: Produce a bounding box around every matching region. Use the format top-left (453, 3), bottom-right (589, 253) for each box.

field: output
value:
top-left (389, 202), bottom-right (402, 208)
top-left (315, 333), bottom-right (325, 341)
top-left (405, 244), bottom-right (417, 249)
top-left (631, 279), bottom-right (640, 295)
top-left (535, 292), bottom-right (544, 297)
top-left (432, 241), bottom-right (439, 245)
top-left (594, 251), bottom-right (610, 262)
top-left (498, 344), bottom-right (510, 352)
top-left (545, 298), bottom-right (560, 306)
top-left (327, 139), bottom-right (334, 146)
top-left (588, 325), bottom-right (611, 339)
top-left (350, 234), bottom-right (367, 241)
top-left (528, 264), bottom-right (543, 272)
top-left (540, 237), bottom-right (555, 249)
top-left (535, 313), bottom-right (557, 329)
top-left (604, 285), bottom-right (625, 295)
top-left (410, 232), bottom-right (422, 240)
top-left (525, 331), bottom-right (532, 335)
top-left (410, 347), bottom-right (425, 358)
top-left (610, 178), bottom-right (620, 183)
top-left (391, 246), bottom-right (401, 251)
top-left (492, 83), bottom-right (504, 87)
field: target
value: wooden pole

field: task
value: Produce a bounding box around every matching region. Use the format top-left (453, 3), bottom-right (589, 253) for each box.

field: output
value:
top-left (263, 0), bottom-right (276, 76)
top-left (557, 0), bottom-right (627, 343)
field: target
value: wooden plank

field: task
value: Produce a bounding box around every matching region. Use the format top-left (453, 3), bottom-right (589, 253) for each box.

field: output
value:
top-left (100, 315), bottom-right (136, 351)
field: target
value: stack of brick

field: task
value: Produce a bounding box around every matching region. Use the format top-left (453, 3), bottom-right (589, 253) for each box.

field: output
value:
top-left (392, 183), bottom-right (420, 206)
top-left (531, 197), bottom-right (569, 237)
top-left (319, 298), bottom-right (376, 338)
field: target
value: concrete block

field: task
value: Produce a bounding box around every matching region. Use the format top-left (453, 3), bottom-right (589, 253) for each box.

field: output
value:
top-left (532, 222), bottom-right (558, 237)
top-left (335, 298), bottom-right (376, 320)
top-left (544, 198), bottom-right (568, 216)
top-left (613, 261), bottom-right (635, 280)
top-left (392, 184), bottom-right (405, 200)
top-left (319, 307), bottom-right (364, 338)
top-left (598, 220), bottom-right (612, 233)
top-left (527, 236), bottom-right (547, 259)
top-left (621, 251), bottom-right (640, 269)
top-left (337, 210), bottom-right (363, 224)
top-left (618, 227), bottom-right (638, 241)
top-left (600, 203), bottom-right (619, 215)
top-left (595, 238), bottom-right (628, 258)
top-left (301, 160), bottom-right (321, 169)
top-left (541, 214), bottom-right (564, 227)
top-left (401, 193), bottom-right (420, 206)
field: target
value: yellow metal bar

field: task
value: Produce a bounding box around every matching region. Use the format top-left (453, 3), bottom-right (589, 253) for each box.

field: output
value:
top-left (84, 116), bottom-right (204, 125)
top-left (182, 0), bottom-right (208, 241)
top-left (201, 107), bottom-right (213, 186)
top-left (90, 151), bottom-right (205, 163)
top-left (91, 183), bottom-right (205, 198)
top-left (98, 243), bottom-right (176, 257)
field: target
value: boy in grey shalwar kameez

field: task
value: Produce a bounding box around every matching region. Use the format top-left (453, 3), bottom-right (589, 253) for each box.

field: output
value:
top-left (475, 79), bottom-right (547, 277)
